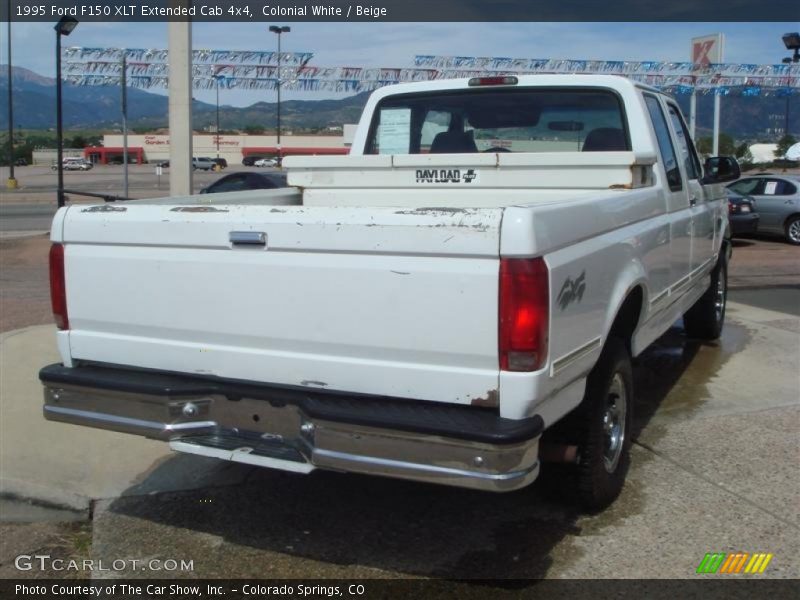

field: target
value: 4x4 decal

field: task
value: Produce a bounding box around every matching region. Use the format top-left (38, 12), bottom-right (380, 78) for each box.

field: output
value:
top-left (557, 271), bottom-right (586, 310)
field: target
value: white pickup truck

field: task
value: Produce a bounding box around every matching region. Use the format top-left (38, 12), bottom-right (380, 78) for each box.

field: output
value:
top-left (41, 75), bottom-right (739, 510)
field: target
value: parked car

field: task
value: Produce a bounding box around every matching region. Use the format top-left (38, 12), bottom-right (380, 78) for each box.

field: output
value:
top-left (157, 160), bottom-right (170, 168)
top-left (199, 171), bottom-right (288, 194)
top-left (724, 189), bottom-right (759, 237)
top-left (52, 158), bottom-right (92, 171)
top-left (192, 157), bottom-right (217, 171)
top-left (254, 157), bottom-right (278, 167)
top-left (15, 158), bottom-right (28, 166)
top-left (242, 155), bottom-right (263, 166)
top-left (211, 157), bottom-right (228, 170)
top-left (727, 175), bottom-right (800, 244)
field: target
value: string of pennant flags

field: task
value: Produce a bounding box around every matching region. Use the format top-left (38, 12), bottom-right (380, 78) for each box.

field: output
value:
top-left (61, 47), bottom-right (800, 97)
top-left (62, 60), bottom-right (442, 82)
top-left (63, 46), bottom-right (315, 66)
top-left (412, 55), bottom-right (800, 76)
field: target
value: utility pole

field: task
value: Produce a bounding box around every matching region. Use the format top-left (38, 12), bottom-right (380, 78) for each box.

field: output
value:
top-left (121, 53), bottom-right (129, 198)
top-left (269, 26), bottom-right (290, 160)
top-left (168, 21), bottom-right (192, 196)
top-left (6, 1), bottom-right (17, 190)
top-left (215, 75), bottom-right (220, 159)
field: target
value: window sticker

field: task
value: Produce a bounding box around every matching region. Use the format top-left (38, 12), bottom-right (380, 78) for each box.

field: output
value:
top-left (378, 108), bottom-right (411, 155)
top-left (764, 181), bottom-right (778, 195)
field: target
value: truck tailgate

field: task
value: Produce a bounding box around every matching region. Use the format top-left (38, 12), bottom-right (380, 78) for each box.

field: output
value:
top-left (56, 201), bottom-right (503, 406)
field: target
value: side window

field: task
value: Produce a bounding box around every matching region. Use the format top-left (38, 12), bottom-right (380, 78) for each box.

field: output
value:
top-left (667, 104), bottom-right (702, 180)
top-left (728, 178), bottom-right (763, 195)
top-left (644, 95), bottom-right (682, 192)
top-left (209, 175), bottom-right (248, 193)
top-left (763, 179), bottom-right (797, 196)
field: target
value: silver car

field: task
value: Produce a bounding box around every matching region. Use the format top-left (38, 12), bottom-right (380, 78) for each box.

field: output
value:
top-left (727, 174), bottom-right (800, 245)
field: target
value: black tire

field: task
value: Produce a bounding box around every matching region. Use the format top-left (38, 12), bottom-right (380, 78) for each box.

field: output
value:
top-left (573, 338), bottom-right (634, 512)
top-left (683, 253), bottom-right (727, 340)
top-left (785, 215), bottom-right (800, 245)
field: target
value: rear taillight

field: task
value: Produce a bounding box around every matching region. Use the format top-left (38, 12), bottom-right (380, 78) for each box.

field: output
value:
top-left (49, 243), bottom-right (69, 330)
top-left (499, 257), bottom-right (549, 372)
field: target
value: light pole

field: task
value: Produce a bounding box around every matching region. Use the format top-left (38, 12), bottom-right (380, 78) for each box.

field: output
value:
top-left (7, 1), bottom-right (17, 190)
top-left (215, 75), bottom-right (222, 159)
top-left (55, 15), bottom-right (78, 208)
top-left (782, 32), bottom-right (800, 137)
top-left (269, 25), bottom-right (290, 160)
top-left (121, 52), bottom-right (129, 198)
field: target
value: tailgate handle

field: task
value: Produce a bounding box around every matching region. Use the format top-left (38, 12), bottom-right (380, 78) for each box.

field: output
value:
top-left (230, 231), bottom-right (266, 246)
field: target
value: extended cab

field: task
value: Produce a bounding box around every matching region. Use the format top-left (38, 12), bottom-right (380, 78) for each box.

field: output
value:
top-left (40, 76), bottom-right (739, 510)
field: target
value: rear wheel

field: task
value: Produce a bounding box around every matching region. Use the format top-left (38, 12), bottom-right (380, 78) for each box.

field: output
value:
top-left (785, 215), bottom-right (800, 245)
top-left (573, 338), bottom-right (634, 511)
top-left (683, 254), bottom-right (727, 340)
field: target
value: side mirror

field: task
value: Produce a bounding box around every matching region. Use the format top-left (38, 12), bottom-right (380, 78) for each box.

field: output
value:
top-left (703, 156), bottom-right (740, 184)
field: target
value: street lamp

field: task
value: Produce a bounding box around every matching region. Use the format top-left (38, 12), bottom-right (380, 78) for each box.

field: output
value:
top-left (783, 32), bottom-right (800, 62)
top-left (269, 25), bottom-right (290, 160)
top-left (781, 32), bottom-right (799, 137)
top-left (215, 74), bottom-right (223, 159)
top-left (55, 15), bottom-right (78, 208)
top-left (7, 2), bottom-right (17, 190)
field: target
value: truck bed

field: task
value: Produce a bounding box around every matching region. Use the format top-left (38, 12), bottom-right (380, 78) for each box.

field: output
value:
top-left (54, 192), bottom-right (504, 407)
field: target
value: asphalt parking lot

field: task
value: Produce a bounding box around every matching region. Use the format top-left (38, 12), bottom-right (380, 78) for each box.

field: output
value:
top-left (1, 163), bottom-right (249, 202)
top-left (0, 169), bottom-right (798, 583)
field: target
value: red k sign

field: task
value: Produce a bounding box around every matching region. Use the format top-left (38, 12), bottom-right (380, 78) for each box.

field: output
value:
top-left (693, 40), bottom-right (715, 66)
top-left (691, 34), bottom-right (725, 68)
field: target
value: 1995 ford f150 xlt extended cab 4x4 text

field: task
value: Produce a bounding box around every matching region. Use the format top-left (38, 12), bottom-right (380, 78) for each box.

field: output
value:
top-left (40, 75), bottom-right (740, 510)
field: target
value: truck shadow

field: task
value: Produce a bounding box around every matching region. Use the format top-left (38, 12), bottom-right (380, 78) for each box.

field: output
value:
top-left (103, 324), bottom-right (726, 581)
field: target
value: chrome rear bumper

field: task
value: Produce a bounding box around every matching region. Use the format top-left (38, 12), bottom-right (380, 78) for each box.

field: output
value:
top-left (41, 364), bottom-right (543, 492)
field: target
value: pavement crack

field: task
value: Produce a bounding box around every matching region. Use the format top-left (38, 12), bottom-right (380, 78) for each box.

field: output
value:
top-left (633, 439), bottom-right (800, 530)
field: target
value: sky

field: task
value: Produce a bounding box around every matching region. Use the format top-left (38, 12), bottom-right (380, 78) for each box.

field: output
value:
top-left (1, 21), bottom-right (797, 106)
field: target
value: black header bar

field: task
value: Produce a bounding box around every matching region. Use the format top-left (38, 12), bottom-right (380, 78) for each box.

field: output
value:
top-left (2, 0), bottom-right (797, 22)
top-left (2, 579), bottom-right (799, 600)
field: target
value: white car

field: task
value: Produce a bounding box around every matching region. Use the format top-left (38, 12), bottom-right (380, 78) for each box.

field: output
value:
top-left (254, 158), bottom-right (278, 167)
top-left (52, 158), bottom-right (92, 171)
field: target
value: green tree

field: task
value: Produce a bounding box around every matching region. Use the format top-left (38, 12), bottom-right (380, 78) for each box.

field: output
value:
top-left (243, 124), bottom-right (265, 135)
top-left (70, 135), bottom-right (88, 148)
top-left (774, 134), bottom-right (797, 159)
top-left (696, 133), bottom-right (735, 156)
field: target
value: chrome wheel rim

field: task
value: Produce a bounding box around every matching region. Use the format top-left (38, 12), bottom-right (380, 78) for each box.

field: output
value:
top-left (715, 268), bottom-right (727, 324)
top-left (789, 220), bottom-right (800, 244)
top-left (603, 374), bottom-right (627, 474)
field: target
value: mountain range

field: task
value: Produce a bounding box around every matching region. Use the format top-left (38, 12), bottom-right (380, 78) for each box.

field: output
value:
top-left (0, 65), bottom-right (796, 139)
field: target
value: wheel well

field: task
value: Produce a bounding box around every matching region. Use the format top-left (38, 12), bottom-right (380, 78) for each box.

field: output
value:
top-left (609, 287), bottom-right (644, 354)
top-left (783, 213), bottom-right (800, 228)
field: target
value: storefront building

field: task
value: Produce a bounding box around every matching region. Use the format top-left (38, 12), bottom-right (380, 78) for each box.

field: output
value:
top-left (84, 132), bottom-right (352, 165)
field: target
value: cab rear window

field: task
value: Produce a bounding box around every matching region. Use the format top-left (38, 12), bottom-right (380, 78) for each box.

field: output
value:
top-left (365, 88), bottom-right (629, 155)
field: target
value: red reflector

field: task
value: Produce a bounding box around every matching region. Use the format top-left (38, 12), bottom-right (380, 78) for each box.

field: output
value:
top-left (499, 258), bottom-right (549, 372)
top-left (468, 76), bottom-right (519, 87)
top-left (49, 243), bottom-right (69, 330)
